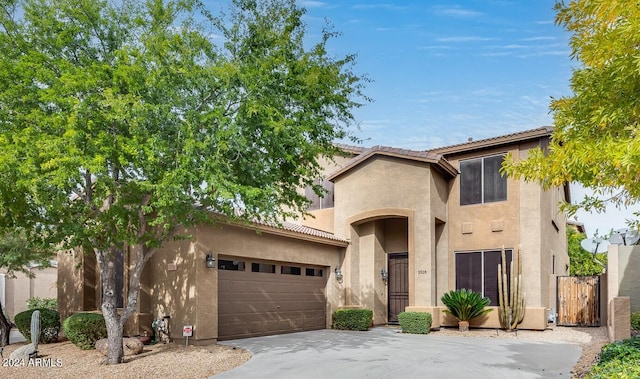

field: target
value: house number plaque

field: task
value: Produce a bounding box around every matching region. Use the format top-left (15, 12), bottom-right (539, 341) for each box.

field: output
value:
top-left (417, 270), bottom-right (428, 275)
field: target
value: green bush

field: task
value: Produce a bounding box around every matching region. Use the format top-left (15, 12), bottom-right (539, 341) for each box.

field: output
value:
top-left (586, 336), bottom-right (640, 378)
top-left (398, 312), bottom-right (432, 334)
top-left (14, 308), bottom-right (60, 344)
top-left (63, 313), bottom-right (107, 350)
top-left (631, 311), bottom-right (640, 330)
top-left (332, 309), bottom-right (373, 331)
top-left (441, 289), bottom-right (492, 322)
top-left (27, 297), bottom-right (57, 311)
top-left (598, 336), bottom-right (640, 364)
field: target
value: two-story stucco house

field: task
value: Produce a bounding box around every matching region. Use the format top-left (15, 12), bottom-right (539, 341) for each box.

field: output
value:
top-left (58, 126), bottom-right (569, 342)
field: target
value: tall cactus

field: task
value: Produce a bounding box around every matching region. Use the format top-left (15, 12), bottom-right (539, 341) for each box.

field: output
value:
top-left (498, 246), bottom-right (526, 331)
top-left (31, 310), bottom-right (41, 352)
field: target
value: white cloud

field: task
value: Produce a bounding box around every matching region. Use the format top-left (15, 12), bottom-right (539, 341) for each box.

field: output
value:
top-left (521, 36), bottom-right (556, 42)
top-left (436, 36), bottom-right (498, 42)
top-left (297, 0), bottom-right (327, 7)
top-left (432, 5), bottom-right (483, 18)
top-left (352, 3), bottom-right (407, 11)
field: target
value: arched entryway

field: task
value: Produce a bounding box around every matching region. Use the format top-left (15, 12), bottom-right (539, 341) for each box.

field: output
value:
top-left (346, 211), bottom-right (411, 325)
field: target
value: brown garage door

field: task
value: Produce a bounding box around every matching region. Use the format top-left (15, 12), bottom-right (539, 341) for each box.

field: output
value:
top-left (218, 257), bottom-right (328, 340)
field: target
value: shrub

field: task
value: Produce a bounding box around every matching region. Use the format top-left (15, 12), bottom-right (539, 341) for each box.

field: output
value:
top-left (14, 308), bottom-right (60, 344)
top-left (441, 289), bottom-right (492, 322)
top-left (332, 309), bottom-right (373, 331)
top-left (63, 313), bottom-right (107, 350)
top-left (398, 312), bottom-right (432, 334)
top-left (586, 336), bottom-right (640, 378)
top-left (27, 297), bottom-right (57, 311)
top-left (598, 336), bottom-right (640, 364)
top-left (631, 311), bottom-right (640, 330)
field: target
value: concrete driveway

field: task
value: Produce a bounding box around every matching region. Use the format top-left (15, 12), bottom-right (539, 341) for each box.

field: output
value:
top-left (216, 327), bottom-right (581, 379)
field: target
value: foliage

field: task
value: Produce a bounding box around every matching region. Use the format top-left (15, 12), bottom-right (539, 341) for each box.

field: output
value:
top-left (0, 227), bottom-right (54, 346)
top-left (27, 297), bottom-right (58, 311)
top-left (0, 0), bottom-right (366, 363)
top-left (631, 311), bottom-right (640, 330)
top-left (441, 289), bottom-right (492, 322)
top-left (0, 228), bottom-right (54, 278)
top-left (567, 228), bottom-right (606, 276)
top-left (397, 312), bottom-right (432, 334)
top-left (501, 0), bottom-right (640, 224)
top-left (14, 308), bottom-right (60, 344)
top-left (332, 309), bottom-right (373, 331)
top-left (63, 313), bottom-right (108, 350)
top-left (587, 337), bottom-right (640, 378)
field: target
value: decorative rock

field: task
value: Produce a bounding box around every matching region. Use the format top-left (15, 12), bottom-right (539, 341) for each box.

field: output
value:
top-left (9, 343), bottom-right (37, 360)
top-left (95, 338), bottom-right (144, 356)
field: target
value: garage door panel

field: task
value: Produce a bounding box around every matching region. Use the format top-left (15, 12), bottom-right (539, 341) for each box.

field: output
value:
top-left (218, 257), bottom-right (327, 340)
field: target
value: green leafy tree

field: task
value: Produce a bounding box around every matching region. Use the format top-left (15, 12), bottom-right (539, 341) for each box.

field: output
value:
top-left (567, 227), bottom-right (605, 276)
top-left (502, 0), bottom-right (640, 222)
top-left (0, 0), bottom-right (366, 364)
top-left (0, 228), bottom-right (54, 347)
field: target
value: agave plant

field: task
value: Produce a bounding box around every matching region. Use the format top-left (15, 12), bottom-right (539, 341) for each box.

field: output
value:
top-left (441, 289), bottom-right (492, 328)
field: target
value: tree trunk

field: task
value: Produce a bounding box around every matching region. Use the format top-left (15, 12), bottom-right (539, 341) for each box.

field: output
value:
top-left (97, 248), bottom-right (125, 364)
top-left (0, 299), bottom-right (12, 346)
top-left (103, 308), bottom-right (124, 364)
top-left (97, 243), bottom-right (151, 365)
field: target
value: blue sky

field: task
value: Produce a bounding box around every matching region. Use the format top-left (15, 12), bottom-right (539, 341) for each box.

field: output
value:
top-left (205, 1), bottom-right (635, 237)
top-left (294, 1), bottom-right (636, 238)
top-left (300, 1), bottom-right (572, 149)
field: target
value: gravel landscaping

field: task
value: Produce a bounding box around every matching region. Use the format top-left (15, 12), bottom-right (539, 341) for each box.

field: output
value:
top-left (1, 325), bottom-right (608, 378)
top-left (1, 339), bottom-right (251, 379)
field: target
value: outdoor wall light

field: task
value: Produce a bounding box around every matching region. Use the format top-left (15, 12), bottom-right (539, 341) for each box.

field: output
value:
top-left (205, 253), bottom-right (215, 269)
top-left (381, 268), bottom-right (388, 284)
top-left (334, 267), bottom-right (343, 281)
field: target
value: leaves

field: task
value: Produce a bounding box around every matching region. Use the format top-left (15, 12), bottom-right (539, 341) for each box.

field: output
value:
top-left (0, 0), bottom-right (367, 252)
top-left (502, 0), bottom-right (640, 217)
top-left (567, 227), bottom-right (605, 276)
top-left (0, 0), bottom-right (367, 362)
top-left (441, 289), bottom-right (492, 322)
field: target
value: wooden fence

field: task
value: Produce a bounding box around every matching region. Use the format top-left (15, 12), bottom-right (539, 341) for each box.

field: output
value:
top-left (556, 276), bottom-right (600, 327)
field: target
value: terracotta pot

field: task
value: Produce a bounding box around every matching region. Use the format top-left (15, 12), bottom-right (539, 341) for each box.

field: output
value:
top-left (458, 321), bottom-right (469, 332)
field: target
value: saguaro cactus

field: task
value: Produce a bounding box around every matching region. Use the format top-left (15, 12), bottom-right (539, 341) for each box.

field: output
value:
top-left (31, 310), bottom-right (41, 352)
top-left (498, 247), bottom-right (526, 331)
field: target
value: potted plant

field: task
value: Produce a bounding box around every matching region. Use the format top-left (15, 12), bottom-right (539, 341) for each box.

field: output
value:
top-left (441, 289), bottom-right (492, 332)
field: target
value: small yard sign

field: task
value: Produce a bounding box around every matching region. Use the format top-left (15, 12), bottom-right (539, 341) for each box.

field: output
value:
top-left (183, 325), bottom-right (193, 337)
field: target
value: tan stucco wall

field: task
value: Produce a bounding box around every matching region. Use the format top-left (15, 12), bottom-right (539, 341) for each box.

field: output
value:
top-left (608, 245), bottom-right (640, 312)
top-left (147, 223), bottom-right (343, 342)
top-left (445, 146), bottom-right (522, 292)
top-left (58, 249), bottom-right (89, 321)
top-left (1, 266), bottom-right (57, 319)
top-left (444, 143), bottom-right (567, 315)
top-left (333, 156), bottom-right (449, 311)
top-left (439, 306), bottom-right (548, 330)
top-left (298, 152), bottom-right (359, 233)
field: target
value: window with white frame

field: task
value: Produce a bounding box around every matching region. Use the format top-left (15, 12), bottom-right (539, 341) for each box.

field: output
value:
top-left (455, 249), bottom-right (512, 306)
top-left (305, 178), bottom-right (334, 210)
top-left (460, 154), bottom-right (507, 205)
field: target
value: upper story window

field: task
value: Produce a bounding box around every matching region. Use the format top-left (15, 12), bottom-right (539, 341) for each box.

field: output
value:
top-left (460, 154), bottom-right (507, 205)
top-left (305, 178), bottom-right (334, 210)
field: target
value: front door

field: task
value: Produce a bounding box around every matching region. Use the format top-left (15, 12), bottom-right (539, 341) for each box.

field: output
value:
top-left (388, 253), bottom-right (409, 324)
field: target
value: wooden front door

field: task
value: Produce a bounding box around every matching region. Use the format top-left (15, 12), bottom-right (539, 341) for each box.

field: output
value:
top-left (388, 253), bottom-right (409, 324)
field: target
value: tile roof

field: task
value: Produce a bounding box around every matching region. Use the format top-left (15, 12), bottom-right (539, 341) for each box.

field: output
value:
top-left (427, 126), bottom-right (553, 155)
top-left (238, 218), bottom-right (349, 246)
top-left (327, 145), bottom-right (458, 181)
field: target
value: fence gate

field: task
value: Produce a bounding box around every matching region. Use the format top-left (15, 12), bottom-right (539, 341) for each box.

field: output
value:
top-left (556, 276), bottom-right (600, 326)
